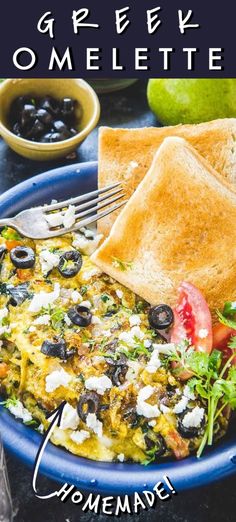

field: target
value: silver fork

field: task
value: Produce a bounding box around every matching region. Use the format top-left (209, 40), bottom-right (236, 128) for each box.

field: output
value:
top-left (0, 183), bottom-right (126, 239)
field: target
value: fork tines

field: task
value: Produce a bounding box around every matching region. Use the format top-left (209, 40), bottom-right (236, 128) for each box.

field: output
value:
top-left (44, 182), bottom-right (122, 213)
top-left (44, 182), bottom-right (126, 233)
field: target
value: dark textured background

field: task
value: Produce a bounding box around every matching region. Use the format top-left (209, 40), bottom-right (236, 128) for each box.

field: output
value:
top-left (0, 80), bottom-right (235, 521)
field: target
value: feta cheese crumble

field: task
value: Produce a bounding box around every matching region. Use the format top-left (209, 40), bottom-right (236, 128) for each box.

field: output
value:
top-left (45, 368), bottom-right (71, 393)
top-left (85, 375), bottom-right (112, 395)
top-left (70, 430), bottom-right (90, 445)
top-left (160, 404), bottom-right (170, 414)
top-left (28, 283), bottom-right (60, 313)
top-left (173, 395), bottom-right (189, 414)
top-left (63, 205), bottom-right (76, 229)
top-left (60, 403), bottom-right (80, 430)
top-left (72, 232), bottom-right (103, 256)
top-left (0, 308), bottom-right (10, 336)
top-left (183, 385), bottom-right (195, 401)
top-left (33, 314), bottom-right (51, 326)
top-left (8, 400), bottom-right (32, 423)
top-left (0, 307), bottom-right (8, 321)
top-left (80, 300), bottom-right (92, 309)
top-left (39, 249), bottom-right (59, 275)
top-left (182, 406), bottom-right (205, 428)
top-left (136, 385), bottom-right (160, 419)
top-left (129, 315), bottom-right (141, 327)
top-left (71, 290), bottom-right (82, 303)
top-left (117, 453), bottom-right (125, 462)
top-left (146, 349), bottom-right (161, 374)
top-left (45, 212), bottom-right (63, 227)
top-left (115, 289), bottom-right (123, 300)
top-left (86, 413), bottom-right (103, 437)
top-left (152, 343), bottom-right (176, 355)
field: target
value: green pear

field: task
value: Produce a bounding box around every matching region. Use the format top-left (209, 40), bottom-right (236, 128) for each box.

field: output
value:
top-left (147, 79), bottom-right (236, 125)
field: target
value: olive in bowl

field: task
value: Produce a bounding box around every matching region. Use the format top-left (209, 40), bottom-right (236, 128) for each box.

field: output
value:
top-left (9, 95), bottom-right (80, 143)
top-left (0, 79), bottom-right (100, 160)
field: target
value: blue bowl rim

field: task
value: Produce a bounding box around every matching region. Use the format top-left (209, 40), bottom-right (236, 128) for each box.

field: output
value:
top-left (0, 160), bottom-right (235, 495)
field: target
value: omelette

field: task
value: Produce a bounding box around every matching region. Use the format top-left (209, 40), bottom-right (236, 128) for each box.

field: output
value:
top-left (0, 224), bottom-right (230, 464)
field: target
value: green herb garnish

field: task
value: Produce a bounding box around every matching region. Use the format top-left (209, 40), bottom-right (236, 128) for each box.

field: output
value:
top-left (217, 301), bottom-right (236, 330)
top-left (101, 294), bottom-right (111, 303)
top-left (50, 307), bottom-right (65, 330)
top-left (166, 343), bottom-right (236, 457)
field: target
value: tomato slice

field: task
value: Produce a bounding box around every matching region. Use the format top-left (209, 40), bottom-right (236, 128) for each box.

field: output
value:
top-left (171, 282), bottom-right (213, 353)
top-left (170, 282), bottom-right (213, 380)
top-left (212, 323), bottom-right (236, 364)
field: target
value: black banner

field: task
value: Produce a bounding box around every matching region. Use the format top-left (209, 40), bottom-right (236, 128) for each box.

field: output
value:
top-left (0, 0), bottom-right (235, 77)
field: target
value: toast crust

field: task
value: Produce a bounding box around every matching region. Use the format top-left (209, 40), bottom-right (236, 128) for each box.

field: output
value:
top-left (92, 137), bottom-right (236, 320)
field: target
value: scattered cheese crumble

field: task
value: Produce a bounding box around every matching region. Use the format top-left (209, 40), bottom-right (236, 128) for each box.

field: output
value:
top-left (85, 375), bottom-right (112, 395)
top-left (63, 205), bottom-right (76, 229)
top-left (173, 395), bottom-right (189, 414)
top-left (182, 406), bottom-right (205, 428)
top-left (8, 400), bottom-right (32, 423)
top-left (72, 232), bottom-right (103, 256)
top-left (45, 368), bottom-right (71, 393)
top-left (39, 249), bottom-right (59, 275)
top-left (86, 413), bottom-right (103, 437)
top-left (129, 315), bottom-right (141, 327)
top-left (146, 349), bottom-right (161, 374)
top-left (70, 430), bottom-right (90, 445)
top-left (59, 403), bottom-right (80, 430)
top-left (28, 283), bottom-right (60, 313)
top-left (136, 385), bottom-right (160, 419)
top-left (115, 289), bottom-right (123, 300)
top-left (117, 453), bottom-right (125, 462)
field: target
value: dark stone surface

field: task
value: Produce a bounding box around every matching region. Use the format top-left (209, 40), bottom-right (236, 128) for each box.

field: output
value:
top-left (1, 80), bottom-right (235, 521)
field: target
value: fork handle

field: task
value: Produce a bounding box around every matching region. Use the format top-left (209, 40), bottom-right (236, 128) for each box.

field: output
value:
top-left (0, 219), bottom-right (15, 228)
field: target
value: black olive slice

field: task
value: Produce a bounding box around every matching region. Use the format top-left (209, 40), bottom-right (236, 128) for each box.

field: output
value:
top-left (41, 338), bottom-right (75, 360)
top-left (8, 282), bottom-right (30, 306)
top-left (21, 104), bottom-right (37, 128)
top-left (109, 365), bottom-right (128, 386)
top-left (148, 304), bottom-right (174, 330)
top-left (10, 246), bottom-right (35, 269)
top-left (77, 391), bottom-right (100, 422)
top-left (58, 251), bottom-right (82, 278)
top-left (106, 350), bottom-right (127, 367)
top-left (144, 434), bottom-right (166, 458)
top-left (68, 305), bottom-right (92, 327)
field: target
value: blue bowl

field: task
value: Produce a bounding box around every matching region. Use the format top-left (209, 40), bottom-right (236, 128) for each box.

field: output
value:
top-left (0, 161), bottom-right (236, 494)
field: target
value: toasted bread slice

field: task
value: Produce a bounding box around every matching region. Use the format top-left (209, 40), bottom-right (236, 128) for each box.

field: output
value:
top-left (92, 137), bottom-right (236, 318)
top-left (98, 119), bottom-right (236, 236)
